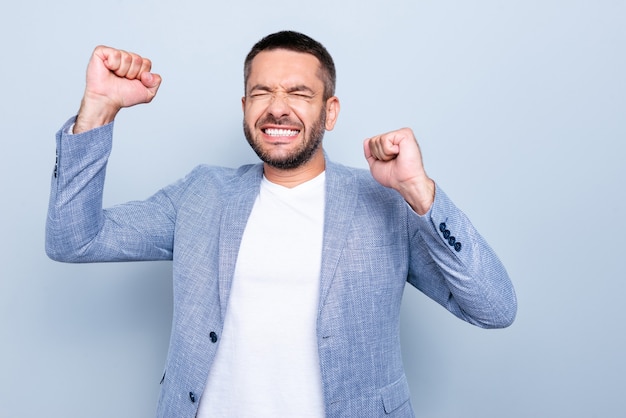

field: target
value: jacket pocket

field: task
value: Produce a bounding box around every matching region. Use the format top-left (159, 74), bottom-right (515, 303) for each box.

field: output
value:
top-left (380, 374), bottom-right (411, 414)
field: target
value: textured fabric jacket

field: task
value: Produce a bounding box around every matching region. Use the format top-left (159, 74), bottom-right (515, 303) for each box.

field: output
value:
top-left (46, 118), bottom-right (517, 417)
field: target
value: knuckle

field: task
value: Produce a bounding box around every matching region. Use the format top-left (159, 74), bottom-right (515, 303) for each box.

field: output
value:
top-left (112, 50), bottom-right (123, 63)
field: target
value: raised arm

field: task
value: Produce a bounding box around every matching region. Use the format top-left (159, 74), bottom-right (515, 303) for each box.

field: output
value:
top-left (364, 128), bottom-right (516, 328)
top-left (46, 47), bottom-right (173, 263)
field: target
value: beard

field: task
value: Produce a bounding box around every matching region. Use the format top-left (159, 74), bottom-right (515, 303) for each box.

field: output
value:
top-left (243, 107), bottom-right (327, 170)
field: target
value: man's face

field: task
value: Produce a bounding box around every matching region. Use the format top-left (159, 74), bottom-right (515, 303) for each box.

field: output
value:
top-left (242, 49), bottom-right (338, 170)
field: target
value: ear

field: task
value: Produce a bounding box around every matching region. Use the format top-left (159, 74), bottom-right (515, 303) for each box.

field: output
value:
top-left (241, 96), bottom-right (246, 112)
top-left (324, 96), bottom-right (340, 131)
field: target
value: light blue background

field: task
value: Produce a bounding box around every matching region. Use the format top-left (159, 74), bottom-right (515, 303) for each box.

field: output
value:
top-left (1, 1), bottom-right (624, 417)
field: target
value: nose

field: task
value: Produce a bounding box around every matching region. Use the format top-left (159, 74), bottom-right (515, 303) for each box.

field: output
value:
top-left (266, 93), bottom-right (291, 118)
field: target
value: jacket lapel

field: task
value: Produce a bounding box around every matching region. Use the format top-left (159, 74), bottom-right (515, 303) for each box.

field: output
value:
top-left (318, 161), bottom-right (359, 309)
top-left (218, 164), bottom-right (263, 318)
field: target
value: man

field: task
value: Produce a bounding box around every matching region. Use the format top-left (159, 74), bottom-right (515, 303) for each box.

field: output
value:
top-left (46, 31), bottom-right (516, 417)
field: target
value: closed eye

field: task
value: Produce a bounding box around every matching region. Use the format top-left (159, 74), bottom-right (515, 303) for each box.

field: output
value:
top-left (247, 84), bottom-right (317, 101)
top-left (249, 92), bottom-right (272, 99)
top-left (286, 85), bottom-right (315, 100)
top-left (289, 92), bottom-right (314, 100)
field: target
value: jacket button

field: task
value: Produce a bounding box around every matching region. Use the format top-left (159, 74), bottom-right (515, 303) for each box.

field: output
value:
top-left (209, 331), bottom-right (218, 343)
top-left (189, 392), bottom-right (196, 403)
top-left (454, 242), bottom-right (462, 252)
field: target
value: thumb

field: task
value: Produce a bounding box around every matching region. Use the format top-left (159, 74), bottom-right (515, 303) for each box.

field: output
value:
top-left (140, 72), bottom-right (162, 98)
top-left (141, 71), bottom-right (161, 88)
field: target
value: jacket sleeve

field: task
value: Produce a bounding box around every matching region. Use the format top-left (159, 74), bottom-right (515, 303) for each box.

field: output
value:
top-left (45, 117), bottom-right (179, 263)
top-left (407, 184), bottom-right (517, 328)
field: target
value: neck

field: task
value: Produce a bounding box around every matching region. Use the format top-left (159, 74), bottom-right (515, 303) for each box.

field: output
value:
top-left (263, 149), bottom-right (325, 188)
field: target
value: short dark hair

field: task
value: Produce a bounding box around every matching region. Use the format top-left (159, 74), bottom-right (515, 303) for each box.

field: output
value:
top-left (244, 31), bottom-right (336, 100)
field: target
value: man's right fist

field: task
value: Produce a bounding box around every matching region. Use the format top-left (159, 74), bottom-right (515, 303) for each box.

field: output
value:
top-left (74, 46), bottom-right (162, 134)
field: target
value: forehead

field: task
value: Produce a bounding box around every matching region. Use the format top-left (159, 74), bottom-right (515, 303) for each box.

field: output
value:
top-left (247, 49), bottom-right (324, 90)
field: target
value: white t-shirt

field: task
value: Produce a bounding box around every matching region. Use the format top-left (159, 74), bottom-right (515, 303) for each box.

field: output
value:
top-left (197, 173), bottom-right (326, 417)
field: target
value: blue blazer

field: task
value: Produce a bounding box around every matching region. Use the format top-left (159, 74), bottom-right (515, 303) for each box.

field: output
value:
top-left (47, 118), bottom-right (516, 417)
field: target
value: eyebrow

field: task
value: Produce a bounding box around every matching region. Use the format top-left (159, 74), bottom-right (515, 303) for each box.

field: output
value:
top-left (286, 85), bottom-right (315, 95)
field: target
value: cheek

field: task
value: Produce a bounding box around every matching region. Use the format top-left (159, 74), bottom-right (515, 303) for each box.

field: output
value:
top-left (288, 106), bottom-right (314, 126)
top-left (243, 108), bottom-right (261, 128)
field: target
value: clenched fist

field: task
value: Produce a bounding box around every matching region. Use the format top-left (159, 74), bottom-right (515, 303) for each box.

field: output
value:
top-left (364, 128), bottom-right (435, 215)
top-left (74, 46), bottom-right (162, 134)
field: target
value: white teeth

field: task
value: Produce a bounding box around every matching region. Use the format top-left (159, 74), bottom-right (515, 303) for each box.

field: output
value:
top-left (265, 128), bottom-right (299, 137)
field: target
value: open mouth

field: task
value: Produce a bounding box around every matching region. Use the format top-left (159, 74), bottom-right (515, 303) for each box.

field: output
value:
top-left (263, 128), bottom-right (301, 137)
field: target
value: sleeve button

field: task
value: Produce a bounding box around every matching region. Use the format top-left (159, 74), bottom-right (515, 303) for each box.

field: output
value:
top-left (454, 242), bottom-right (462, 252)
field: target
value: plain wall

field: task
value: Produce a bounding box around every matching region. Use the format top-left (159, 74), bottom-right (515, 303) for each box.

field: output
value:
top-left (1, 1), bottom-right (624, 417)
